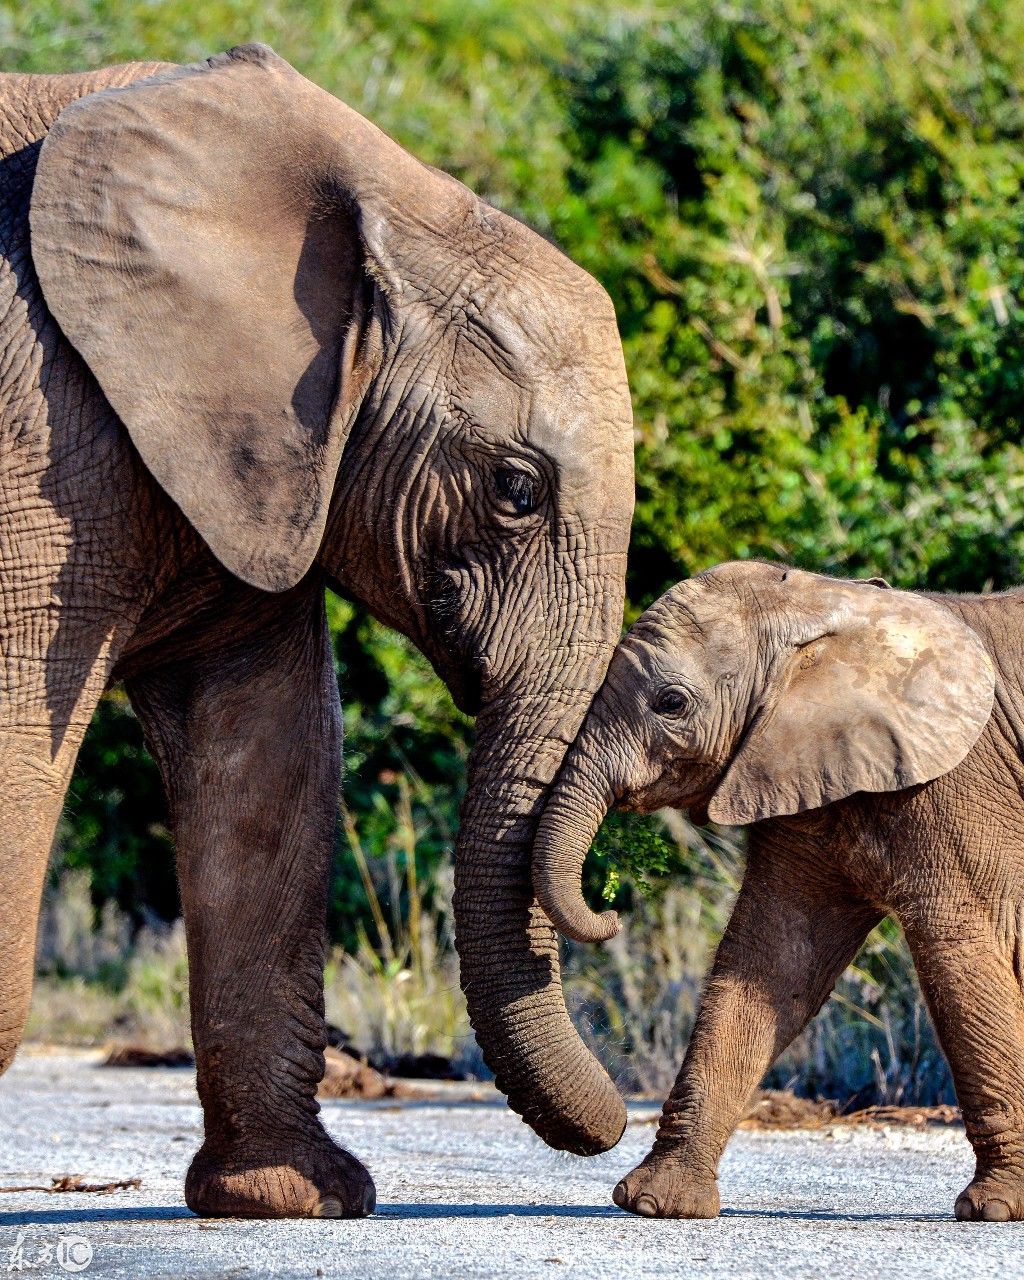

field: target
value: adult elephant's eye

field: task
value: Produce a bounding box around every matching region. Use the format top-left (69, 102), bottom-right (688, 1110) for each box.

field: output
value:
top-left (495, 467), bottom-right (539, 517)
top-left (654, 687), bottom-right (692, 717)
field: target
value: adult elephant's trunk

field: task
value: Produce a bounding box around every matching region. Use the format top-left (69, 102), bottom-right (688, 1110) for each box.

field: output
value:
top-left (532, 734), bottom-right (620, 945)
top-left (453, 685), bottom-right (626, 1155)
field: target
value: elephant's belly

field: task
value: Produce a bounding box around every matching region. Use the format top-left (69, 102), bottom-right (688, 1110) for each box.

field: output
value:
top-left (835, 786), bottom-right (1024, 928)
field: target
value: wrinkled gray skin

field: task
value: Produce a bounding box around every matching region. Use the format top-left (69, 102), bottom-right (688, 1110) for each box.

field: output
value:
top-left (0, 44), bottom-right (633, 1218)
top-left (533, 561), bottom-right (1024, 1222)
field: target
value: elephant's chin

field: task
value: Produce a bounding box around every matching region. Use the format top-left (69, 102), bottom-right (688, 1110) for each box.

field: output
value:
top-left (429, 656), bottom-right (481, 716)
top-left (448, 668), bottom-right (483, 717)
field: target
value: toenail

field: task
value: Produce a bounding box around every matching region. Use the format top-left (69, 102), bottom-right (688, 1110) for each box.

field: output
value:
top-left (314, 1196), bottom-right (343, 1218)
top-left (981, 1200), bottom-right (1011, 1222)
top-left (634, 1194), bottom-right (659, 1217)
top-left (612, 1182), bottom-right (628, 1208)
top-left (362, 1184), bottom-right (376, 1216)
top-left (954, 1196), bottom-right (973, 1221)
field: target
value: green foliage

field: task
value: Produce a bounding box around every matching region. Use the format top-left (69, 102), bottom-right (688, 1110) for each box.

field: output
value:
top-left (0, 0), bottom-right (576, 203)
top-left (589, 811), bottom-right (684, 902)
top-left (55, 689), bottom-right (176, 922)
top-left (547, 0), bottom-right (1024, 604)
top-left (327, 594), bottom-right (471, 951)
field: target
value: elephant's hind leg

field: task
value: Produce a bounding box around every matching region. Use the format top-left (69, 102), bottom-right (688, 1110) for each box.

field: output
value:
top-left (128, 583), bottom-right (374, 1219)
top-left (906, 908), bottom-right (1024, 1222)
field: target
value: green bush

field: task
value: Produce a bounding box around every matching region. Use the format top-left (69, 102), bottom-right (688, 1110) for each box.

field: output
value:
top-left (547, 0), bottom-right (1024, 605)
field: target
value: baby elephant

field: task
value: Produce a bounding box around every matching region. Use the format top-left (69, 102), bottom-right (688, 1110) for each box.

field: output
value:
top-left (532, 560), bottom-right (1024, 1222)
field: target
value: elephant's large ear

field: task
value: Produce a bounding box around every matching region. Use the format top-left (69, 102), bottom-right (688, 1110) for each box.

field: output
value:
top-left (30, 44), bottom-right (449, 590)
top-left (707, 578), bottom-right (996, 824)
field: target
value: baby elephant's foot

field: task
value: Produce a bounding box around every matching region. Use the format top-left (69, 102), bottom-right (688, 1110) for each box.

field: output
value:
top-left (613, 1160), bottom-right (720, 1219)
top-left (186, 1132), bottom-right (375, 1219)
top-left (955, 1172), bottom-right (1024, 1223)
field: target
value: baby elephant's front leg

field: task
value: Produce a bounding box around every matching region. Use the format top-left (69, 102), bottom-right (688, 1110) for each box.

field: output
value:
top-left (615, 853), bottom-right (878, 1218)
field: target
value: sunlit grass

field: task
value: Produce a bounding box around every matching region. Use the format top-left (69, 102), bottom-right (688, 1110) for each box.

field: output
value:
top-left (325, 787), bottom-right (478, 1072)
top-left (29, 869), bottom-right (191, 1048)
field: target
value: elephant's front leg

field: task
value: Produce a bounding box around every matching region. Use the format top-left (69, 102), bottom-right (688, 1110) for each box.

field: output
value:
top-left (614, 847), bottom-right (879, 1219)
top-left (128, 584), bottom-right (374, 1219)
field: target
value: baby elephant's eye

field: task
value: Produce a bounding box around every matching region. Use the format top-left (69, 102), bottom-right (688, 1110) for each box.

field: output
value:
top-left (654, 687), bottom-right (692, 716)
top-left (495, 467), bottom-right (539, 516)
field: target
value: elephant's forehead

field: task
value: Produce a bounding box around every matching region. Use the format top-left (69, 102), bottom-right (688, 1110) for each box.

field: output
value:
top-left (633, 588), bottom-right (749, 667)
top-left (456, 242), bottom-right (626, 379)
top-left (527, 374), bottom-right (634, 498)
top-left (519, 305), bottom-right (633, 496)
top-left (451, 310), bottom-right (634, 509)
top-left (458, 300), bottom-right (626, 396)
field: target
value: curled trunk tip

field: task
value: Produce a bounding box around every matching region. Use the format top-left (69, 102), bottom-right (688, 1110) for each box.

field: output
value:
top-left (532, 746), bottom-right (619, 946)
top-left (534, 868), bottom-right (620, 944)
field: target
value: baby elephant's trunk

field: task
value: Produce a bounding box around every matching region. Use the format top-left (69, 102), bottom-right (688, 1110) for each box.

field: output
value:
top-left (532, 735), bottom-right (621, 944)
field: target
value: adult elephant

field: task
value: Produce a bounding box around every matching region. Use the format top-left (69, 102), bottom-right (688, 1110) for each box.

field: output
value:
top-left (0, 44), bottom-right (633, 1217)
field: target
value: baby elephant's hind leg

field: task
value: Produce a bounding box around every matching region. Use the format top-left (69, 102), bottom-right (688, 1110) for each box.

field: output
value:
top-left (614, 850), bottom-right (879, 1219)
top-left (906, 910), bottom-right (1024, 1222)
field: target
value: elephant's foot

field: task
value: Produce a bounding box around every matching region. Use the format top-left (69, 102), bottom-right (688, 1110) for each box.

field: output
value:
top-left (185, 1132), bottom-right (375, 1219)
top-left (612, 1159), bottom-right (719, 1219)
top-left (955, 1170), bottom-right (1024, 1222)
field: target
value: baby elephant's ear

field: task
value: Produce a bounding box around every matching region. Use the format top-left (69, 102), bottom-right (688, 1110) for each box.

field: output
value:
top-left (707, 583), bottom-right (996, 825)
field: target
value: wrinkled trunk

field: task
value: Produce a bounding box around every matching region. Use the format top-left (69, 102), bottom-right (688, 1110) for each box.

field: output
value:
top-left (454, 688), bottom-right (626, 1156)
top-left (532, 736), bottom-right (620, 945)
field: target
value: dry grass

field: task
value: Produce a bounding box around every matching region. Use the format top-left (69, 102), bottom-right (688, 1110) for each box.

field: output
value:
top-left (325, 807), bottom-right (478, 1073)
top-left (323, 938), bottom-right (474, 1071)
top-left (29, 871), bottom-right (190, 1049)
top-left (565, 816), bottom-right (738, 1097)
top-left (30, 812), bottom-right (954, 1108)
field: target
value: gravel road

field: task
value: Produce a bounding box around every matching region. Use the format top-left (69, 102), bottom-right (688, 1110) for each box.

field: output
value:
top-left (0, 1050), bottom-right (1020, 1278)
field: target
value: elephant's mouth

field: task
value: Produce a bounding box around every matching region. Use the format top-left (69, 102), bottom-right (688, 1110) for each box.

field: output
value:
top-left (425, 632), bottom-right (484, 716)
top-left (447, 663), bottom-right (483, 717)
top-left (421, 562), bottom-right (485, 715)
top-left (417, 632), bottom-right (482, 715)
top-left (617, 765), bottom-right (723, 824)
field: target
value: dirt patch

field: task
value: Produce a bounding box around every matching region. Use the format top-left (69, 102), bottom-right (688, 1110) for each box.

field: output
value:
top-left (829, 1102), bottom-right (961, 1130)
top-left (740, 1090), bottom-right (962, 1131)
top-left (386, 1051), bottom-right (469, 1081)
top-left (633, 1089), bottom-right (962, 1131)
top-left (318, 1047), bottom-right (422, 1100)
top-left (739, 1090), bottom-right (840, 1129)
top-left (103, 1043), bottom-right (428, 1100)
top-left (104, 1044), bottom-right (194, 1068)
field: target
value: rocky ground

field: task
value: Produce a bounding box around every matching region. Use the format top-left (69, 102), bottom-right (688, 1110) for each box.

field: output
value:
top-left (0, 1050), bottom-right (1018, 1279)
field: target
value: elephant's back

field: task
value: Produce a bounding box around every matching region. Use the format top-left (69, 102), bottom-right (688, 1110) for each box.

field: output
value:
top-left (0, 62), bottom-right (172, 161)
top-left (0, 60), bottom-right (175, 550)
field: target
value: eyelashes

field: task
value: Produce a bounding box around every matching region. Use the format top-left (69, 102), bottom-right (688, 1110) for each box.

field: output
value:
top-left (495, 466), bottom-right (540, 516)
top-left (653, 686), bottom-right (693, 717)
